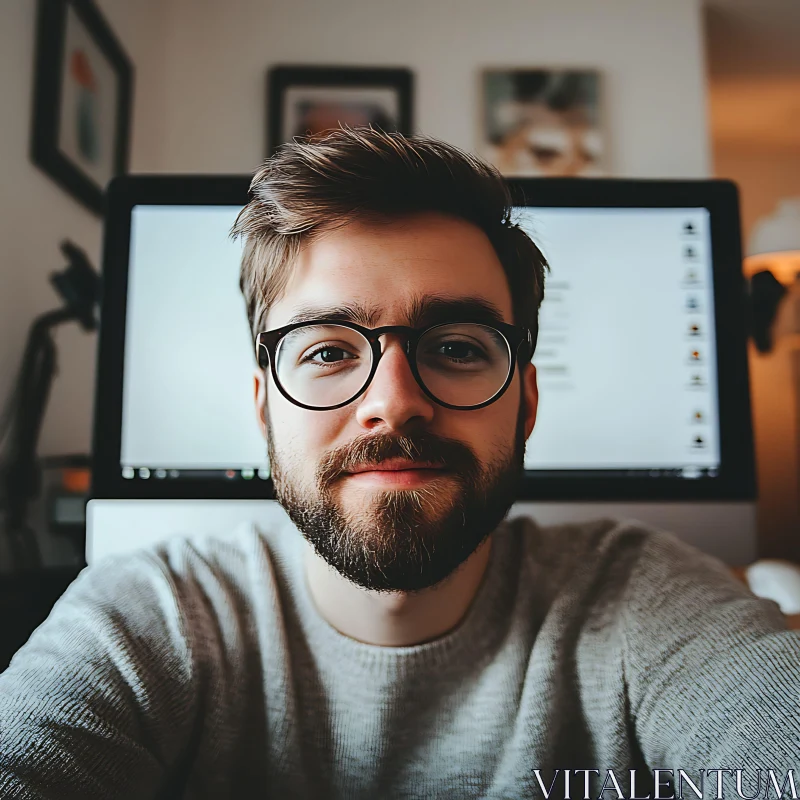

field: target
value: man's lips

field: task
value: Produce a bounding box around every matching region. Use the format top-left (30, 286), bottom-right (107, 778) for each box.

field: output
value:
top-left (341, 459), bottom-right (449, 487)
top-left (346, 459), bottom-right (445, 474)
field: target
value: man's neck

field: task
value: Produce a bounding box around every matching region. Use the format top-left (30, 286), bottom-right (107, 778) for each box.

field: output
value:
top-left (303, 536), bottom-right (493, 646)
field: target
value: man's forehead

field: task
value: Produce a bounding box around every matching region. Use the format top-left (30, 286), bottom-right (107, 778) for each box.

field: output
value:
top-left (279, 294), bottom-right (509, 329)
top-left (265, 214), bottom-right (514, 330)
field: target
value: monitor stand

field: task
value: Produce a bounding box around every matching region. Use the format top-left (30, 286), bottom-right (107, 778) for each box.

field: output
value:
top-left (509, 501), bottom-right (755, 564)
top-left (87, 499), bottom-right (756, 566)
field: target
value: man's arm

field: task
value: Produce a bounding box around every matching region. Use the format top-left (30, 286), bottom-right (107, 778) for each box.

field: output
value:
top-left (622, 532), bottom-right (800, 772)
top-left (0, 551), bottom-right (199, 799)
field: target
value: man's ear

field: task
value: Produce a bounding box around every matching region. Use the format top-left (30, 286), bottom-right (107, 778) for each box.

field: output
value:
top-left (253, 368), bottom-right (268, 440)
top-left (522, 361), bottom-right (538, 440)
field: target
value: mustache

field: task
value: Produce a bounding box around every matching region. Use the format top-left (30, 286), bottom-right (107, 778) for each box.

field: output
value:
top-left (316, 431), bottom-right (480, 488)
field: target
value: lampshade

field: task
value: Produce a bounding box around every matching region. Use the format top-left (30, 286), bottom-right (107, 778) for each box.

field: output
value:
top-left (744, 197), bottom-right (800, 284)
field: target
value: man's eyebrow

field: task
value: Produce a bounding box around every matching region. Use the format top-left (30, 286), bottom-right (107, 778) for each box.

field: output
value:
top-left (407, 295), bottom-right (508, 327)
top-left (285, 303), bottom-right (381, 327)
top-left (283, 295), bottom-right (508, 329)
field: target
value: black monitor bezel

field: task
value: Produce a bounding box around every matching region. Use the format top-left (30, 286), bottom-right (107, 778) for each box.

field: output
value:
top-left (91, 175), bottom-right (755, 502)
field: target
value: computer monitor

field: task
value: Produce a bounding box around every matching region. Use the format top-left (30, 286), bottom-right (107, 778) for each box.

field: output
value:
top-left (88, 176), bottom-right (756, 564)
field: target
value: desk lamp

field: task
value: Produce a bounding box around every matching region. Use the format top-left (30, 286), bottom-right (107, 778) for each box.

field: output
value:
top-left (0, 241), bottom-right (100, 570)
top-left (746, 197), bottom-right (800, 286)
top-left (743, 196), bottom-right (800, 572)
top-left (745, 199), bottom-right (800, 353)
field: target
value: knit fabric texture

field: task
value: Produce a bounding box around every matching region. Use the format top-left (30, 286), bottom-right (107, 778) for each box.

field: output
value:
top-left (0, 513), bottom-right (798, 799)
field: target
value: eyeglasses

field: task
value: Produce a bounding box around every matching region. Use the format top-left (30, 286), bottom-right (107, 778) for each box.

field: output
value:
top-left (255, 319), bottom-right (533, 411)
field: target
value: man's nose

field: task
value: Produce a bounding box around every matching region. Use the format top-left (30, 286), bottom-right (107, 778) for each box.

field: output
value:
top-left (354, 336), bottom-right (436, 431)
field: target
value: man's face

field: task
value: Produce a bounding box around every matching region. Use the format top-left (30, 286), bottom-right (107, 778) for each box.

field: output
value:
top-left (254, 212), bottom-right (538, 593)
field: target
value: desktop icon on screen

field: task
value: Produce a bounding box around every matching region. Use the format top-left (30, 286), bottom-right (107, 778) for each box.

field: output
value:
top-left (684, 270), bottom-right (700, 286)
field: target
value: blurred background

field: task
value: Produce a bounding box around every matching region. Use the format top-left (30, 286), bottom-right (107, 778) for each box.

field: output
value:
top-left (0, 0), bottom-right (798, 580)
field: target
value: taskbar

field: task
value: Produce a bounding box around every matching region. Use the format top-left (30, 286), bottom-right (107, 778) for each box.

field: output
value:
top-left (525, 466), bottom-right (719, 480)
top-left (121, 466), bottom-right (271, 481)
top-left (120, 465), bottom-right (718, 482)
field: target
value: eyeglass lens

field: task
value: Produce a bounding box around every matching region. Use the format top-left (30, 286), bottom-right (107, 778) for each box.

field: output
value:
top-left (274, 323), bottom-right (512, 408)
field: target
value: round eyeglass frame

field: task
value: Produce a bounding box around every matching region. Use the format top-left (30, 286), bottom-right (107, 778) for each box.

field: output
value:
top-left (255, 319), bottom-right (534, 412)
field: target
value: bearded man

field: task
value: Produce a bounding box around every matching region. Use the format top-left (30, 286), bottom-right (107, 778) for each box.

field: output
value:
top-left (1, 128), bottom-right (798, 799)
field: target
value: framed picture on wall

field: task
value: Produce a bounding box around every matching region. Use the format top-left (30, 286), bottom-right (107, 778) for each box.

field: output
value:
top-left (479, 69), bottom-right (607, 178)
top-left (31, 0), bottom-right (134, 216)
top-left (267, 66), bottom-right (413, 156)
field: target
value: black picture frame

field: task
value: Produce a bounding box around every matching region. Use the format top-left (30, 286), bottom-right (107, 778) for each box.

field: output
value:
top-left (267, 65), bottom-right (413, 156)
top-left (31, 0), bottom-right (134, 216)
top-left (480, 68), bottom-right (608, 178)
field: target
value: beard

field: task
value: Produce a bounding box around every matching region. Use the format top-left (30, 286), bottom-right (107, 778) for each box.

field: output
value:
top-left (267, 407), bottom-right (526, 594)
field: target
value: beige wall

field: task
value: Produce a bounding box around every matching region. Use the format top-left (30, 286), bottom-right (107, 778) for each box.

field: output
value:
top-left (713, 145), bottom-right (800, 249)
top-left (0, 0), bottom-right (711, 463)
top-left (158, 0), bottom-right (710, 178)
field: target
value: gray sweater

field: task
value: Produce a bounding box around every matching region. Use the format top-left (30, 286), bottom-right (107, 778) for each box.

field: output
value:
top-left (0, 515), bottom-right (798, 799)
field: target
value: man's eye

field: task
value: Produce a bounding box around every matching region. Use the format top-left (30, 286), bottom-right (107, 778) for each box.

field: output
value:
top-left (303, 346), bottom-right (357, 364)
top-left (435, 341), bottom-right (486, 362)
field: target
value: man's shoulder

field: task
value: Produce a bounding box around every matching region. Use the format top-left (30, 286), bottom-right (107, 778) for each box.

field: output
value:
top-left (508, 512), bottom-right (727, 566)
top-left (85, 512), bottom-right (301, 620)
top-left (504, 512), bottom-right (678, 577)
top-left (501, 514), bottom-right (757, 624)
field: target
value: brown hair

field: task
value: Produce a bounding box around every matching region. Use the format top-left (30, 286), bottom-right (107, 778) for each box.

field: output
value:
top-left (231, 127), bottom-right (548, 352)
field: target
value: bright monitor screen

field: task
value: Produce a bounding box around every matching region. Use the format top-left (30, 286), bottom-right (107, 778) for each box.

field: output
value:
top-left (118, 203), bottom-right (720, 484)
top-left (519, 207), bottom-right (719, 476)
top-left (121, 205), bottom-right (263, 478)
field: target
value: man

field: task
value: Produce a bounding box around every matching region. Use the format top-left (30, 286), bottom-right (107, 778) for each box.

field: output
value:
top-left (0, 129), bottom-right (798, 799)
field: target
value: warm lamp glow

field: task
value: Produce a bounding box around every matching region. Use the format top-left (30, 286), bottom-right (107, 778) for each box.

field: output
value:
top-left (744, 251), bottom-right (800, 285)
top-left (746, 197), bottom-right (800, 286)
